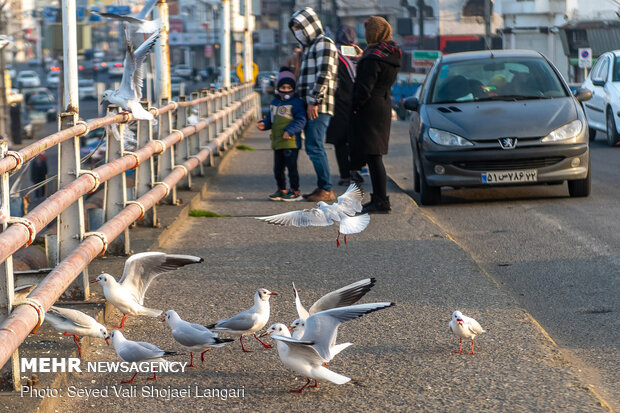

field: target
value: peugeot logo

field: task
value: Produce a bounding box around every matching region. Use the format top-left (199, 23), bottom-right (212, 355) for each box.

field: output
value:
top-left (499, 138), bottom-right (517, 149)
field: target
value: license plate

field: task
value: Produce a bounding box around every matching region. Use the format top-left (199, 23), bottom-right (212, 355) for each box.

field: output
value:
top-left (481, 169), bottom-right (537, 184)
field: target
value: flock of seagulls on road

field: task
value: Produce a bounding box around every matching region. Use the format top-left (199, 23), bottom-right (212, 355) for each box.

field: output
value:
top-left (46, 252), bottom-right (485, 392)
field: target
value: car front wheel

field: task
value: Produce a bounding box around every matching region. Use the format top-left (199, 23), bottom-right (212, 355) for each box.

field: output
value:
top-left (588, 126), bottom-right (597, 141)
top-left (418, 165), bottom-right (441, 206)
top-left (606, 108), bottom-right (620, 146)
top-left (568, 158), bottom-right (591, 198)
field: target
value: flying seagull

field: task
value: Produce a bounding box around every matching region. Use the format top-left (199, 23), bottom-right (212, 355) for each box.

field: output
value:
top-left (206, 288), bottom-right (277, 352)
top-left (256, 183), bottom-right (370, 247)
top-left (449, 310), bottom-right (486, 354)
top-left (91, 252), bottom-right (204, 328)
top-left (100, 25), bottom-right (160, 120)
top-left (164, 310), bottom-right (234, 367)
top-left (262, 302), bottom-right (395, 393)
top-left (90, 0), bottom-right (160, 35)
top-left (292, 278), bottom-right (376, 320)
top-left (45, 306), bottom-right (110, 357)
top-left (108, 330), bottom-right (176, 384)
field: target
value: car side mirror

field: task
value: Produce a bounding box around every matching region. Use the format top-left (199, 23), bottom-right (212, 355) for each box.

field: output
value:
top-left (404, 96), bottom-right (420, 111)
top-left (592, 79), bottom-right (605, 87)
top-left (574, 87), bottom-right (592, 102)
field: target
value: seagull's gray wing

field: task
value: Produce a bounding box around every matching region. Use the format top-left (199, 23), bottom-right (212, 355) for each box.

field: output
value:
top-left (49, 306), bottom-right (97, 329)
top-left (172, 325), bottom-right (219, 347)
top-left (466, 317), bottom-right (485, 335)
top-left (119, 252), bottom-right (203, 305)
top-left (131, 30), bottom-right (160, 100)
top-left (292, 282), bottom-right (310, 319)
top-left (136, 0), bottom-right (159, 19)
top-left (118, 23), bottom-right (137, 100)
top-left (308, 278), bottom-right (376, 315)
top-left (117, 340), bottom-right (164, 362)
top-left (91, 11), bottom-right (146, 25)
top-left (213, 309), bottom-right (256, 332)
top-left (302, 302), bottom-right (395, 361)
top-left (271, 335), bottom-right (323, 365)
top-left (256, 208), bottom-right (332, 227)
top-left (336, 183), bottom-right (363, 215)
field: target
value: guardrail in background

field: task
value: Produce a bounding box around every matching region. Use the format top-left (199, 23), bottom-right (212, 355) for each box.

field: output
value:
top-left (0, 82), bottom-right (261, 390)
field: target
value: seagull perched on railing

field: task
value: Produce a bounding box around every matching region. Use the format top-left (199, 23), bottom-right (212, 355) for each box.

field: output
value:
top-left (91, 252), bottom-right (204, 329)
top-left (256, 183), bottom-right (370, 247)
top-left (449, 310), bottom-right (486, 354)
top-left (45, 306), bottom-right (110, 357)
top-left (100, 24), bottom-right (159, 120)
top-left (90, 0), bottom-right (160, 36)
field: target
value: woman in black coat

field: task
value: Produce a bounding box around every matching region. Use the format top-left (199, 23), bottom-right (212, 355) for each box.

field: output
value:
top-left (326, 25), bottom-right (362, 186)
top-left (351, 16), bottom-right (401, 213)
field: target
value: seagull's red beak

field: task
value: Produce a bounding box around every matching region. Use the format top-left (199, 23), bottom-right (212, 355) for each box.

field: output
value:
top-left (90, 278), bottom-right (98, 283)
top-left (259, 331), bottom-right (270, 337)
top-left (268, 292), bottom-right (278, 296)
top-left (105, 337), bottom-right (110, 346)
top-left (288, 326), bottom-right (295, 332)
top-left (457, 319), bottom-right (464, 326)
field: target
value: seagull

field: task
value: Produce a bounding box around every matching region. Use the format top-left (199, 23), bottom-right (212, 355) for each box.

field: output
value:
top-left (45, 306), bottom-right (110, 357)
top-left (90, 0), bottom-right (160, 35)
top-left (256, 183), bottom-right (370, 247)
top-left (100, 25), bottom-right (159, 120)
top-left (292, 278), bottom-right (376, 320)
top-left (164, 310), bottom-right (234, 367)
top-left (449, 310), bottom-right (486, 354)
top-left (91, 252), bottom-right (203, 329)
top-left (108, 330), bottom-right (176, 384)
top-left (0, 35), bottom-right (13, 49)
top-left (262, 302), bottom-right (395, 393)
top-left (206, 288), bottom-right (277, 352)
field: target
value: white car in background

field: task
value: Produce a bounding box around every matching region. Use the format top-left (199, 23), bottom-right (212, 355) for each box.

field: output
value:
top-left (46, 71), bottom-right (60, 89)
top-left (16, 70), bottom-right (41, 88)
top-left (582, 50), bottom-right (620, 146)
top-left (172, 64), bottom-right (192, 79)
top-left (78, 79), bottom-right (97, 100)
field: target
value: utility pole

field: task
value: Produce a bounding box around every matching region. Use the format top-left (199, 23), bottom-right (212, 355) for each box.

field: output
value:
top-left (0, 3), bottom-right (7, 139)
top-left (243, 0), bottom-right (253, 85)
top-left (484, 0), bottom-right (492, 49)
top-left (417, 0), bottom-right (424, 49)
top-left (154, 0), bottom-right (171, 102)
top-left (221, 0), bottom-right (231, 88)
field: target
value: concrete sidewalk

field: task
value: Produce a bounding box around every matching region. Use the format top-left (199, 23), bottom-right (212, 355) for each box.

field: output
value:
top-left (39, 127), bottom-right (606, 412)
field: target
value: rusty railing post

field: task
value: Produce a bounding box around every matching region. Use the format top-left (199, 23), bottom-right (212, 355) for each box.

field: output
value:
top-left (0, 141), bottom-right (19, 391)
top-left (57, 112), bottom-right (89, 299)
top-left (175, 95), bottom-right (190, 190)
top-left (103, 106), bottom-right (130, 255)
top-left (135, 101), bottom-right (157, 227)
top-left (198, 89), bottom-right (212, 169)
top-left (157, 97), bottom-right (176, 204)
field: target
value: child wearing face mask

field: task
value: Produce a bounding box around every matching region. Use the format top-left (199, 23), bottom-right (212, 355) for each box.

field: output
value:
top-left (257, 67), bottom-right (307, 201)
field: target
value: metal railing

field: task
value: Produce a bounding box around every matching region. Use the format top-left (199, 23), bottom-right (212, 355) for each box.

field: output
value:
top-left (0, 82), bottom-right (260, 390)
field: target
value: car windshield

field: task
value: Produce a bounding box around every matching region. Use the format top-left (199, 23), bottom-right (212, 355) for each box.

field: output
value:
top-left (430, 57), bottom-right (568, 104)
top-left (31, 95), bottom-right (52, 104)
top-left (613, 56), bottom-right (620, 82)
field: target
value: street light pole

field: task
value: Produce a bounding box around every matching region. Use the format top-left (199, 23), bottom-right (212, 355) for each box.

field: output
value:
top-left (154, 0), bottom-right (171, 102)
top-left (0, 4), bottom-right (7, 138)
top-left (221, 0), bottom-right (231, 88)
top-left (243, 0), bottom-right (252, 84)
top-left (62, 0), bottom-right (79, 113)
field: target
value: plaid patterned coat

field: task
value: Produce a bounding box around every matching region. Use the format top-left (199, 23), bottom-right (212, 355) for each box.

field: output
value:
top-left (289, 7), bottom-right (338, 116)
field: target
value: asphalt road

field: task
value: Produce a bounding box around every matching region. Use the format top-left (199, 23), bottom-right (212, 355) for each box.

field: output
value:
top-left (385, 122), bottom-right (619, 410)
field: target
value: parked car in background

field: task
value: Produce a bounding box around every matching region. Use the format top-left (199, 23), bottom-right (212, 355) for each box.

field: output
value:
top-left (78, 79), bottom-right (97, 100)
top-left (46, 71), bottom-right (60, 89)
top-left (405, 49), bottom-right (592, 205)
top-left (16, 71), bottom-right (41, 88)
top-left (27, 93), bottom-right (57, 122)
top-left (23, 87), bottom-right (53, 105)
top-left (172, 64), bottom-right (192, 79)
top-left (108, 61), bottom-right (124, 78)
top-left (93, 58), bottom-right (108, 73)
top-left (48, 60), bottom-right (61, 73)
top-left (171, 76), bottom-right (184, 96)
top-left (581, 49), bottom-right (620, 146)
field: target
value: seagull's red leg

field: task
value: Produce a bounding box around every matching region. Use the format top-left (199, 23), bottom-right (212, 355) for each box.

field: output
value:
top-left (121, 372), bottom-right (138, 384)
top-left (344, 235), bottom-right (347, 244)
top-left (454, 338), bottom-right (463, 353)
top-left (115, 313), bottom-right (130, 329)
top-left (336, 230), bottom-right (340, 247)
top-left (468, 338), bottom-right (475, 355)
top-left (64, 332), bottom-right (82, 357)
top-left (201, 349), bottom-right (210, 363)
top-left (309, 379), bottom-right (318, 388)
top-left (147, 373), bottom-right (157, 381)
top-left (188, 352), bottom-right (195, 367)
top-left (240, 336), bottom-right (252, 352)
top-left (253, 333), bottom-right (272, 349)
top-left (290, 378), bottom-right (311, 393)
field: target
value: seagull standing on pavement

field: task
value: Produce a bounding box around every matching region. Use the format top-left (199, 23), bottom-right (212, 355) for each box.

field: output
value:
top-left (45, 306), bottom-right (110, 357)
top-left (164, 310), bottom-right (234, 367)
top-left (100, 25), bottom-right (159, 120)
top-left (206, 288), bottom-right (277, 352)
top-left (108, 330), bottom-right (176, 384)
top-left (91, 252), bottom-right (203, 329)
top-left (256, 183), bottom-right (370, 247)
top-left (449, 310), bottom-right (486, 354)
top-left (262, 302), bottom-right (395, 393)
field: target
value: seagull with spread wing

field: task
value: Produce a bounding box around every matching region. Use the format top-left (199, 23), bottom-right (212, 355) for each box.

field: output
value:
top-left (91, 252), bottom-right (203, 328)
top-left (90, 0), bottom-right (160, 35)
top-left (256, 183), bottom-right (370, 247)
top-left (100, 25), bottom-right (159, 120)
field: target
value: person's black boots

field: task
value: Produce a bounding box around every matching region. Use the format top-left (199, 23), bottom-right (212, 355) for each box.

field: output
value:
top-left (361, 194), bottom-right (391, 214)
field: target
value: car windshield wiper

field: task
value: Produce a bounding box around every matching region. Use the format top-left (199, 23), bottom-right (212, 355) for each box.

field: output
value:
top-left (474, 95), bottom-right (553, 102)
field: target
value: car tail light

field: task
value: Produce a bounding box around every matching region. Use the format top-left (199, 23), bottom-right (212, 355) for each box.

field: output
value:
top-left (114, 63), bottom-right (122, 68)
top-left (51, 66), bottom-right (60, 72)
top-left (78, 65), bottom-right (84, 70)
top-left (101, 62), bottom-right (107, 67)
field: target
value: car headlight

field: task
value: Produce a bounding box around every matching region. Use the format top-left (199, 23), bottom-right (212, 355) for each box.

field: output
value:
top-left (428, 128), bottom-right (473, 146)
top-left (541, 120), bottom-right (582, 142)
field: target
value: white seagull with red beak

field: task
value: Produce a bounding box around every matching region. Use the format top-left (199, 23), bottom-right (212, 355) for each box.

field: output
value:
top-left (449, 310), bottom-right (485, 354)
top-left (206, 288), bottom-right (277, 352)
top-left (45, 306), bottom-right (110, 357)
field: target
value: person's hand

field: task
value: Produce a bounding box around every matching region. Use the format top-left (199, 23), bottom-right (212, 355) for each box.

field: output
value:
top-left (256, 121), bottom-right (265, 130)
top-left (307, 104), bottom-right (318, 120)
top-left (283, 131), bottom-right (292, 140)
top-left (353, 44), bottom-right (363, 58)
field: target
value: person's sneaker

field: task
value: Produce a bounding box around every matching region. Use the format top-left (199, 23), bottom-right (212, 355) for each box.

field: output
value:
top-left (302, 188), bottom-right (320, 199)
top-left (269, 189), bottom-right (288, 201)
top-left (360, 166), bottom-right (370, 176)
top-left (305, 189), bottom-right (336, 202)
top-left (338, 178), bottom-right (351, 186)
top-left (282, 190), bottom-right (302, 201)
